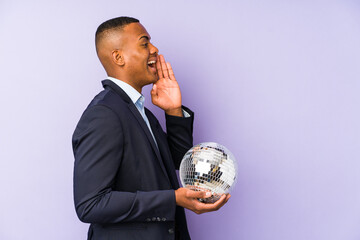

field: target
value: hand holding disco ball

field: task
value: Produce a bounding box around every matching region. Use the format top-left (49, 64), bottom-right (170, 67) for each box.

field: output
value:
top-left (179, 142), bottom-right (237, 203)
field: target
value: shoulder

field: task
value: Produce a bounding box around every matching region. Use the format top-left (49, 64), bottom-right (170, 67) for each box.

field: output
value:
top-left (73, 105), bottom-right (120, 138)
top-left (81, 86), bottom-right (129, 122)
top-left (87, 88), bottom-right (126, 109)
top-left (73, 88), bottom-right (126, 137)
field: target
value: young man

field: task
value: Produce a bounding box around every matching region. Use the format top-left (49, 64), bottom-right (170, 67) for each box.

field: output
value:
top-left (72, 16), bottom-right (230, 240)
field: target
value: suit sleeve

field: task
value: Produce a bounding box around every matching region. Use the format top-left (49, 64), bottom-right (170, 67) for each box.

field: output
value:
top-left (72, 105), bottom-right (176, 224)
top-left (165, 105), bottom-right (194, 169)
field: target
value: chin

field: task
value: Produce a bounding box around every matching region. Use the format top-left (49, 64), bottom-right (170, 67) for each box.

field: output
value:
top-left (142, 76), bottom-right (157, 87)
top-left (149, 73), bottom-right (158, 83)
top-left (150, 78), bottom-right (158, 85)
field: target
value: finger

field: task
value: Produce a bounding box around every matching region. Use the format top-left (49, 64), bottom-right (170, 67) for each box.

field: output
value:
top-left (216, 194), bottom-right (229, 209)
top-left (187, 185), bottom-right (208, 192)
top-left (192, 190), bottom-right (212, 199)
top-left (160, 55), bottom-right (169, 79)
top-left (156, 55), bottom-right (163, 79)
top-left (224, 194), bottom-right (231, 203)
top-left (194, 194), bottom-right (227, 213)
top-left (186, 189), bottom-right (211, 199)
top-left (204, 194), bottom-right (227, 210)
top-left (166, 62), bottom-right (176, 81)
top-left (227, 194), bottom-right (231, 199)
top-left (215, 194), bottom-right (227, 204)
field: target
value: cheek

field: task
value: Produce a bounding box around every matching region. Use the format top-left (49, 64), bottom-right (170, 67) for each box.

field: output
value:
top-left (123, 46), bottom-right (149, 73)
top-left (126, 51), bottom-right (146, 66)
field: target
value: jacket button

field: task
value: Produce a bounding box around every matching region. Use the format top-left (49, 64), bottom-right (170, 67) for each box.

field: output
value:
top-left (152, 217), bottom-right (157, 221)
top-left (162, 217), bottom-right (167, 221)
top-left (168, 228), bottom-right (174, 234)
top-left (145, 218), bottom-right (151, 222)
top-left (156, 217), bottom-right (161, 221)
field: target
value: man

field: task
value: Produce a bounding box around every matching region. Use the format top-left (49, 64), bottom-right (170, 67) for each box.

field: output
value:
top-left (72, 16), bottom-right (230, 240)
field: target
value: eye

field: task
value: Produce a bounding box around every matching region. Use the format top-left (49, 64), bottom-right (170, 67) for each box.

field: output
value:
top-left (143, 43), bottom-right (149, 48)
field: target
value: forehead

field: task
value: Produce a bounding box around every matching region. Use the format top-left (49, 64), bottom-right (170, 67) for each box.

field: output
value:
top-left (122, 22), bottom-right (150, 40)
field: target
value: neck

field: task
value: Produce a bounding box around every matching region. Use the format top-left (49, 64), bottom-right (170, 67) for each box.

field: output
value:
top-left (108, 75), bottom-right (142, 93)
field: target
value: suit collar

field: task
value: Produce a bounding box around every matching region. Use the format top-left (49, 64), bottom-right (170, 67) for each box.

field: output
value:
top-left (106, 77), bottom-right (142, 105)
top-left (102, 79), bottom-right (132, 104)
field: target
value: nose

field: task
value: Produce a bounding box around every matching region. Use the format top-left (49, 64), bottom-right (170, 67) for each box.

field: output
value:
top-left (150, 43), bottom-right (159, 56)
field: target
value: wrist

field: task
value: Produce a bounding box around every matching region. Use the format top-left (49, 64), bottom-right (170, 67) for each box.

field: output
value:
top-left (174, 189), bottom-right (181, 206)
top-left (165, 107), bottom-right (183, 117)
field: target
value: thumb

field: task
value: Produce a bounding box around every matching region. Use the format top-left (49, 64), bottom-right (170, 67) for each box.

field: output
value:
top-left (151, 84), bottom-right (157, 100)
top-left (151, 84), bottom-right (157, 95)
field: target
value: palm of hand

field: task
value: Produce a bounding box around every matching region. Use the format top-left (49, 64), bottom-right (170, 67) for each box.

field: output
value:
top-left (151, 55), bottom-right (182, 112)
top-left (152, 77), bottom-right (181, 111)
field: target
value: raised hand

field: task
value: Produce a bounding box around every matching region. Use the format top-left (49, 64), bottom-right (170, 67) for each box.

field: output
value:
top-left (151, 55), bottom-right (183, 117)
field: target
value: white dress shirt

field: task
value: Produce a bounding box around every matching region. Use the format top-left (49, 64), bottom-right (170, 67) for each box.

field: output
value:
top-left (107, 77), bottom-right (158, 146)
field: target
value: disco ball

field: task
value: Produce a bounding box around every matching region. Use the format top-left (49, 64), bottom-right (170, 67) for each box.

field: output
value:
top-left (179, 142), bottom-right (237, 203)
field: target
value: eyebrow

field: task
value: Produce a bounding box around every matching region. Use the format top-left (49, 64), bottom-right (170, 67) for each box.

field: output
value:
top-left (139, 35), bottom-right (150, 41)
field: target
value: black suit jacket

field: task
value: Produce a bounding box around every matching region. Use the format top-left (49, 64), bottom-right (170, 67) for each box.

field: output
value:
top-left (72, 80), bottom-right (193, 240)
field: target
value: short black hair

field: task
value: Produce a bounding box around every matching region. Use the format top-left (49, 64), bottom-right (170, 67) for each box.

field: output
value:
top-left (95, 16), bottom-right (139, 48)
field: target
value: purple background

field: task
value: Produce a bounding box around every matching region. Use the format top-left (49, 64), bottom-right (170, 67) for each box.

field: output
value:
top-left (1, 0), bottom-right (359, 239)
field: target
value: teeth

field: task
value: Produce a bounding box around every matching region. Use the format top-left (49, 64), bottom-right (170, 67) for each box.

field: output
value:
top-left (147, 60), bottom-right (156, 65)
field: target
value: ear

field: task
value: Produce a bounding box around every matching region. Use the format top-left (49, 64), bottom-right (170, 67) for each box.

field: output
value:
top-left (111, 49), bottom-right (125, 66)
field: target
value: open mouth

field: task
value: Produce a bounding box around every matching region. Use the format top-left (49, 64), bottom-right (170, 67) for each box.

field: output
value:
top-left (147, 60), bottom-right (156, 69)
top-left (147, 60), bottom-right (157, 75)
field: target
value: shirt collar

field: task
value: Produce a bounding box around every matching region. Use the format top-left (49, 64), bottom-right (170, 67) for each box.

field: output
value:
top-left (107, 77), bottom-right (143, 104)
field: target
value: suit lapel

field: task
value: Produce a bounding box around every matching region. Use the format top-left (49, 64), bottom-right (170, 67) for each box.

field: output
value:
top-left (102, 80), bottom-right (171, 183)
top-left (128, 104), bottom-right (171, 184)
top-left (147, 111), bottom-right (179, 189)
